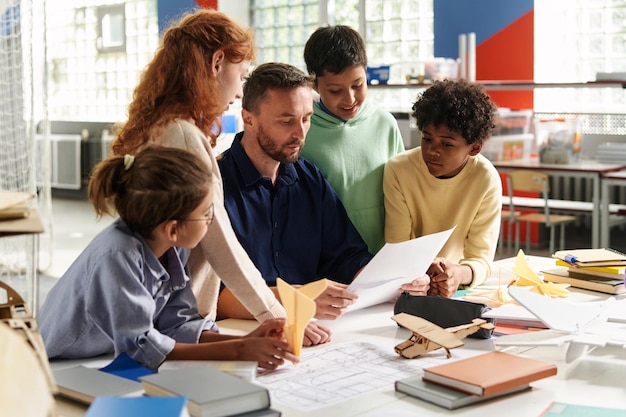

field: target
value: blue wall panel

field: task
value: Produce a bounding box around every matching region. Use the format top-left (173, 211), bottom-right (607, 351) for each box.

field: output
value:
top-left (434, 0), bottom-right (534, 58)
top-left (157, 0), bottom-right (202, 34)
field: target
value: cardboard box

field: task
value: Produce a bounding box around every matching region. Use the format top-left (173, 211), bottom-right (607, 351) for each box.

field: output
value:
top-left (494, 109), bottom-right (533, 136)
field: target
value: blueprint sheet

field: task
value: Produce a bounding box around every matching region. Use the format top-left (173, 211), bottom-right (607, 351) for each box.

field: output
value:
top-left (257, 341), bottom-right (450, 410)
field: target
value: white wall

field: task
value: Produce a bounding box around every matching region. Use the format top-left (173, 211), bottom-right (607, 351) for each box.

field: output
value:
top-left (218, 0), bottom-right (249, 27)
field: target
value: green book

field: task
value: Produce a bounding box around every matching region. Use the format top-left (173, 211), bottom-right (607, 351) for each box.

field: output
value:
top-left (540, 401), bottom-right (626, 416)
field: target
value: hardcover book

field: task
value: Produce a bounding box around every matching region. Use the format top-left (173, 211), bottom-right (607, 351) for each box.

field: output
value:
top-left (52, 365), bottom-right (144, 404)
top-left (140, 366), bottom-right (271, 417)
top-left (553, 248), bottom-right (626, 267)
top-left (395, 375), bottom-right (531, 409)
top-left (555, 259), bottom-right (626, 278)
top-left (159, 360), bottom-right (258, 382)
top-left (422, 351), bottom-right (557, 397)
top-left (542, 268), bottom-right (625, 295)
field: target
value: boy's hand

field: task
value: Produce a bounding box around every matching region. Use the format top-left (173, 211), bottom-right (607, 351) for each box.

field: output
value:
top-left (427, 258), bottom-right (472, 298)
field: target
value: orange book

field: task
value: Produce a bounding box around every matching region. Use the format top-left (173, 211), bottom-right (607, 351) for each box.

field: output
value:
top-left (422, 351), bottom-right (557, 397)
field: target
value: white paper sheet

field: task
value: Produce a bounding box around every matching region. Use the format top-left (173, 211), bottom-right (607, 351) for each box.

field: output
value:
top-left (346, 227), bottom-right (455, 312)
top-left (256, 340), bottom-right (479, 411)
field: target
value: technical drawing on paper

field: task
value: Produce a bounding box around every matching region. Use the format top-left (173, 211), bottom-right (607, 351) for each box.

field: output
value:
top-left (256, 341), bottom-right (441, 410)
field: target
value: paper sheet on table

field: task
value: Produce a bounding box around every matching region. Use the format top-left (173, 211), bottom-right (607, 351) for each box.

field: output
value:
top-left (346, 226), bottom-right (455, 312)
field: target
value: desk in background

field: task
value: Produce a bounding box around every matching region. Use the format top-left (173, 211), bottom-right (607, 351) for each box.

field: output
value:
top-left (601, 170), bottom-right (626, 248)
top-left (0, 207), bottom-right (44, 317)
top-left (54, 256), bottom-right (626, 417)
top-left (494, 159), bottom-right (626, 248)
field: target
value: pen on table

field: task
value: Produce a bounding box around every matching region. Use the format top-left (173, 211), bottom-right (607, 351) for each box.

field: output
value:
top-left (563, 254), bottom-right (578, 265)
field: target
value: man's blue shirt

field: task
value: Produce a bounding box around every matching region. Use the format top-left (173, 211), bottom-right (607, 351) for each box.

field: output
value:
top-left (218, 132), bottom-right (373, 287)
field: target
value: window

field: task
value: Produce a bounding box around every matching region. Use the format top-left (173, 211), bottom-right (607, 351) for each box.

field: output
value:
top-left (97, 4), bottom-right (126, 53)
top-left (535, 0), bottom-right (626, 133)
top-left (43, 0), bottom-right (158, 122)
top-left (250, 0), bottom-right (320, 69)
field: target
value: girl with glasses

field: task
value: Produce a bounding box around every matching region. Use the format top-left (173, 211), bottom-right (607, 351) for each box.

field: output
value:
top-left (39, 146), bottom-right (297, 371)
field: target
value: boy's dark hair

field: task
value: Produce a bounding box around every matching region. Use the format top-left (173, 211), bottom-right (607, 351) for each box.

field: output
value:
top-left (412, 79), bottom-right (498, 145)
top-left (242, 62), bottom-right (313, 113)
top-left (303, 25), bottom-right (367, 77)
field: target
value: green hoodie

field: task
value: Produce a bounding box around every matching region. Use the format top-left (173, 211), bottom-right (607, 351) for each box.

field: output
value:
top-left (301, 99), bottom-right (405, 253)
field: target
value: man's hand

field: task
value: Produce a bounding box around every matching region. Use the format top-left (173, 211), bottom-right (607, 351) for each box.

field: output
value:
top-left (399, 274), bottom-right (430, 296)
top-left (303, 321), bottom-right (332, 346)
top-left (314, 280), bottom-right (357, 320)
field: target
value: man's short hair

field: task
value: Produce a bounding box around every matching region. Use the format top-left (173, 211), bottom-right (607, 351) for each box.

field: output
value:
top-left (242, 62), bottom-right (313, 113)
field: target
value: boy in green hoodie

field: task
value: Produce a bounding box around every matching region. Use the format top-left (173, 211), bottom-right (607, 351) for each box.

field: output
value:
top-left (301, 25), bottom-right (405, 254)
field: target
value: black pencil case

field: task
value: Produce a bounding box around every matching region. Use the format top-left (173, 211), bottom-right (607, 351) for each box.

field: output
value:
top-left (393, 292), bottom-right (494, 339)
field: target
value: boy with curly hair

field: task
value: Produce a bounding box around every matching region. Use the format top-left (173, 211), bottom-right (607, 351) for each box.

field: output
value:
top-left (301, 25), bottom-right (405, 254)
top-left (383, 79), bottom-right (502, 297)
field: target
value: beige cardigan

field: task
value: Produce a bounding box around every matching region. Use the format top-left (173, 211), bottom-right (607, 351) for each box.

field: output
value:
top-left (151, 119), bottom-right (285, 321)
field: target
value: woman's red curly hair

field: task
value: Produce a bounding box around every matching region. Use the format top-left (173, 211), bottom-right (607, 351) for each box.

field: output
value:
top-left (112, 9), bottom-right (255, 154)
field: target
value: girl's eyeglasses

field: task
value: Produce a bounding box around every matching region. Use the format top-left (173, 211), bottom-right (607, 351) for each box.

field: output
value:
top-left (182, 204), bottom-right (214, 225)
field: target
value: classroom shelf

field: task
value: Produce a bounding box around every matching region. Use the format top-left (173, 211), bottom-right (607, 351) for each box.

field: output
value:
top-left (368, 80), bottom-right (626, 90)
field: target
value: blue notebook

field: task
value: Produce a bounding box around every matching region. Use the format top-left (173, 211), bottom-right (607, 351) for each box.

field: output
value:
top-left (85, 396), bottom-right (189, 417)
top-left (99, 352), bottom-right (155, 382)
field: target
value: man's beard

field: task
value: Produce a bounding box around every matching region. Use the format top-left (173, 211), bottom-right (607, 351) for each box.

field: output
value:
top-left (257, 124), bottom-right (303, 164)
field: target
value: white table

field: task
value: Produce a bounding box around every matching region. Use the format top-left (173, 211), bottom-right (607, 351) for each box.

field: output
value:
top-left (494, 159), bottom-right (626, 248)
top-left (54, 256), bottom-right (626, 417)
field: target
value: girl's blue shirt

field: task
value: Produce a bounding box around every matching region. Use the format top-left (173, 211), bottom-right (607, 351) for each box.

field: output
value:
top-left (39, 218), bottom-right (217, 370)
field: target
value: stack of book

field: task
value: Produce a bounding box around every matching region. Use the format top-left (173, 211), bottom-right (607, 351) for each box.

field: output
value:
top-left (140, 366), bottom-right (280, 417)
top-left (544, 248), bottom-right (626, 295)
top-left (395, 351), bottom-right (557, 410)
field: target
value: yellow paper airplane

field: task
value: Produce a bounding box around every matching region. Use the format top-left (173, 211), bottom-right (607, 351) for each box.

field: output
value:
top-left (276, 278), bottom-right (328, 357)
top-left (510, 250), bottom-right (569, 297)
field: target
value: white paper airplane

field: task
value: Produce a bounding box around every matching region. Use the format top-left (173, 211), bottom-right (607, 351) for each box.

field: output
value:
top-left (494, 286), bottom-right (626, 362)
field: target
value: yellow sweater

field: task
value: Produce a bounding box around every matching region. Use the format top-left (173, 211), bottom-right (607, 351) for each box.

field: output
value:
top-left (383, 147), bottom-right (502, 287)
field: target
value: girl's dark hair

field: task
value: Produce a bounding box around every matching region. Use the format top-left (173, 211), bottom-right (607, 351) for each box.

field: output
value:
top-left (88, 145), bottom-right (212, 237)
top-left (412, 79), bottom-right (498, 144)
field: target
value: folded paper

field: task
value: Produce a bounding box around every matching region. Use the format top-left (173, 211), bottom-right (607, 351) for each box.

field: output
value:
top-left (277, 278), bottom-right (327, 357)
top-left (510, 250), bottom-right (570, 297)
